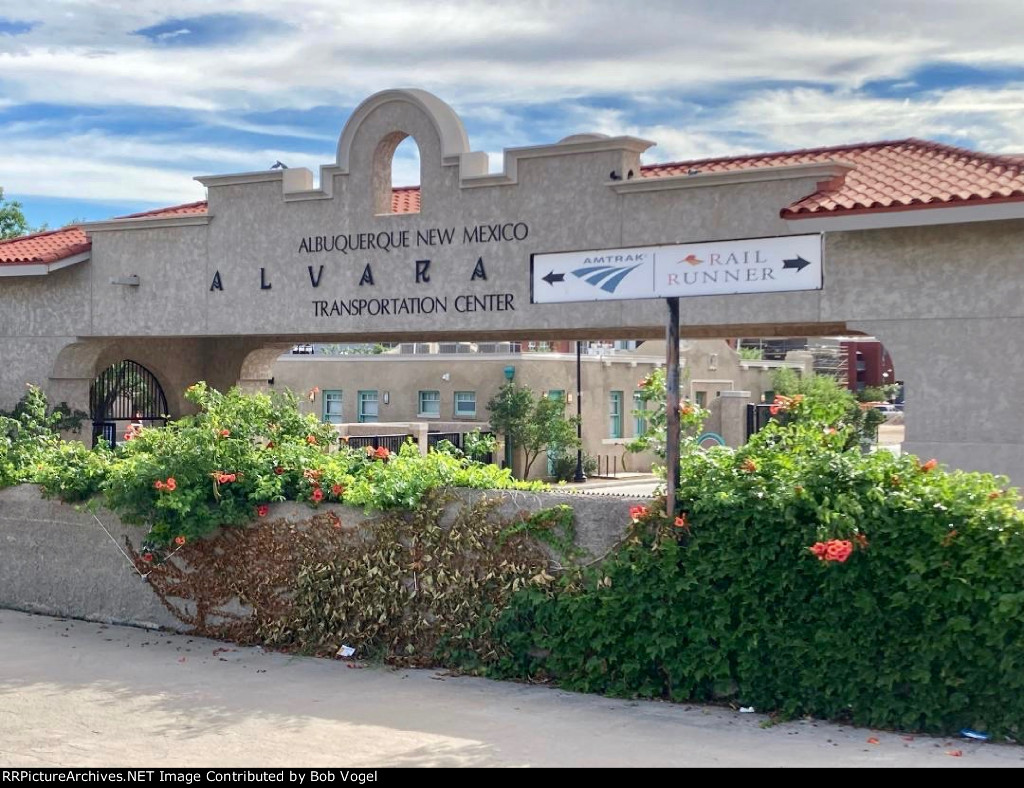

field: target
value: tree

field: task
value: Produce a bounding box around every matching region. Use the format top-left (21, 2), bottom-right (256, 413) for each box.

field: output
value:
top-left (486, 382), bottom-right (579, 479)
top-left (0, 187), bottom-right (30, 240)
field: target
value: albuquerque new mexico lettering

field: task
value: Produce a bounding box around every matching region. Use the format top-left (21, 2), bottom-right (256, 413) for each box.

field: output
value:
top-left (207, 221), bottom-right (529, 318)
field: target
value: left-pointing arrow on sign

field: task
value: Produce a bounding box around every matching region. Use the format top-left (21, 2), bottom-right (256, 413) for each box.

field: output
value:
top-left (782, 256), bottom-right (812, 272)
top-left (542, 271), bottom-right (566, 286)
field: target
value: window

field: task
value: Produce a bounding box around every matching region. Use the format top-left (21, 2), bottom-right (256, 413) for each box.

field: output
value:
top-left (358, 390), bottom-right (378, 423)
top-left (322, 390), bottom-right (343, 424)
top-left (609, 391), bottom-right (623, 438)
top-left (454, 391), bottom-right (476, 417)
top-left (418, 390), bottom-right (441, 418)
top-left (633, 390), bottom-right (647, 436)
top-left (695, 391), bottom-right (707, 407)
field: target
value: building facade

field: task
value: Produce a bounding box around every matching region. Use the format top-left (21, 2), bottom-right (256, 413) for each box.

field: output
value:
top-left (1, 89), bottom-right (1022, 484)
top-left (272, 339), bottom-right (794, 478)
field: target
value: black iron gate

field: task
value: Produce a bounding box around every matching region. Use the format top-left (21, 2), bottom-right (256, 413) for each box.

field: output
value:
top-left (89, 360), bottom-right (168, 447)
top-left (746, 402), bottom-right (775, 440)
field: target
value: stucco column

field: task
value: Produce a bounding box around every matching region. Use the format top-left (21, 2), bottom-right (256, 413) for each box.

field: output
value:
top-left (414, 422), bottom-right (429, 456)
top-left (850, 318), bottom-right (1024, 482)
top-left (718, 391), bottom-right (752, 447)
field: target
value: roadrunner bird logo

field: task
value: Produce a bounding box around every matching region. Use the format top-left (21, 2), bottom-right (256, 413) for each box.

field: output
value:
top-left (678, 254), bottom-right (703, 265)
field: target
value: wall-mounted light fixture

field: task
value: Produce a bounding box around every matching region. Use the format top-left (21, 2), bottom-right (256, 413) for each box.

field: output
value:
top-left (308, 386), bottom-right (319, 403)
top-left (708, 353), bottom-right (719, 371)
top-left (110, 275), bottom-right (140, 287)
top-left (566, 393), bottom-right (573, 404)
top-left (383, 391), bottom-right (390, 405)
top-left (267, 377), bottom-right (275, 386)
top-left (504, 365), bottom-right (516, 381)
top-left (441, 372), bottom-right (451, 381)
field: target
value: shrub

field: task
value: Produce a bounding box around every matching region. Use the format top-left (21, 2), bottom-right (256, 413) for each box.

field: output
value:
top-left (550, 451), bottom-right (598, 482)
top-left (486, 412), bottom-right (1024, 738)
top-left (100, 383), bottom-right (340, 546)
top-left (32, 382), bottom-right (544, 548)
top-left (463, 429), bottom-right (498, 463)
top-left (771, 369), bottom-right (883, 447)
top-left (259, 494), bottom-right (561, 663)
top-left (36, 440), bottom-right (112, 502)
top-left (0, 385), bottom-right (60, 488)
top-left (344, 441), bottom-right (542, 511)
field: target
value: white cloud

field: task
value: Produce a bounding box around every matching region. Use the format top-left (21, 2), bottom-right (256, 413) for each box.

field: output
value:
top-left (721, 86), bottom-right (1024, 153)
top-left (0, 131), bottom-right (327, 201)
top-left (155, 28), bottom-right (191, 41)
top-left (3, 1), bottom-right (1024, 112)
top-left (4, 1), bottom-right (1024, 206)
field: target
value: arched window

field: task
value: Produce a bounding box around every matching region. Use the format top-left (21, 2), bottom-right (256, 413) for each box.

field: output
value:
top-left (373, 132), bottom-right (421, 214)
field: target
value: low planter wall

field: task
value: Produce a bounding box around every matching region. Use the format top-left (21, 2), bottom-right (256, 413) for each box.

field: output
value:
top-left (0, 484), bottom-right (645, 632)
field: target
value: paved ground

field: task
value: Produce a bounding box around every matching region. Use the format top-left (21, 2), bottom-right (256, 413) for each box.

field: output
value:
top-left (564, 474), bottom-right (661, 498)
top-left (1, 610), bottom-right (1019, 768)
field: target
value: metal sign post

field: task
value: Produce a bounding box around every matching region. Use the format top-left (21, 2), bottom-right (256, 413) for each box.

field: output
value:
top-left (665, 297), bottom-right (681, 518)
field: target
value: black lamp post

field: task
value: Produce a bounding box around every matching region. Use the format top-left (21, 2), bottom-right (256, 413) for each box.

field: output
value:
top-left (574, 340), bottom-right (586, 483)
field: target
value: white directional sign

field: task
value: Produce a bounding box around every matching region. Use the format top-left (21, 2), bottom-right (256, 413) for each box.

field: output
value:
top-left (531, 234), bottom-right (822, 304)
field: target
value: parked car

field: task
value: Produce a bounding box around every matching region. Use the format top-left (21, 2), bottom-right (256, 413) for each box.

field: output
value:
top-left (873, 403), bottom-right (900, 416)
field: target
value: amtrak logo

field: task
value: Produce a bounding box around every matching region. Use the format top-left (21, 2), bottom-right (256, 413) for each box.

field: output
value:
top-left (570, 264), bottom-right (642, 293)
top-left (570, 253), bottom-right (647, 294)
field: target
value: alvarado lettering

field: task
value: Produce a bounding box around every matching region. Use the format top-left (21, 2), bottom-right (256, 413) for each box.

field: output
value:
top-left (299, 222), bottom-right (528, 255)
top-left (313, 293), bottom-right (515, 317)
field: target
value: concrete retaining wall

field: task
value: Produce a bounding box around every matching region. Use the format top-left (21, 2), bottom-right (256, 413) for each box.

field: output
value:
top-left (0, 484), bottom-right (645, 631)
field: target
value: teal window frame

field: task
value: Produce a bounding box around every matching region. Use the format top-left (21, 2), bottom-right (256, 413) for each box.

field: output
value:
top-left (418, 390), bottom-right (441, 418)
top-left (322, 390), bottom-right (343, 424)
top-left (609, 391), bottom-right (623, 438)
top-left (454, 391), bottom-right (476, 417)
top-left (633, 390), bottom-right (646, 436)
top-left (357, 390), bottom-right (379, 423)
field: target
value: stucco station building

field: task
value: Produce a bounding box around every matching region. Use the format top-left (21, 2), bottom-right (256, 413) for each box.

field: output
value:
top-left (1, 89), bottom-right (1022, 485)
top-left (271, 338), bottom-right (808, 477)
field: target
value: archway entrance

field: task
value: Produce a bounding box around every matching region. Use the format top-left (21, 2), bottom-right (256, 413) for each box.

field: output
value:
top-left (89, 360), bottom-right (168, 447)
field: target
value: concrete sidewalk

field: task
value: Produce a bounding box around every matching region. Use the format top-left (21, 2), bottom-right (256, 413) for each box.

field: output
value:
top-left (0, 609), bottom-right (1020, 768)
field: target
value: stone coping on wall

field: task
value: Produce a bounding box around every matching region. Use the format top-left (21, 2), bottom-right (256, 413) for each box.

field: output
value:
top-left (0, 484), bottom-right (650, 632)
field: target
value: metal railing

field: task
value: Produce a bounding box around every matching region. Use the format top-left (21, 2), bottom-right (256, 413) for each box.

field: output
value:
top-left (345, 434), bottom-right (413, 453)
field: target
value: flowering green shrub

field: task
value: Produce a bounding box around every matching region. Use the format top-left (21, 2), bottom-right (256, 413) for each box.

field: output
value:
top-left (34, 440), bottom-right (112, 502)
top-left (98, 383), bottom-right (341, 546)
top-left (771, 367), bottom-right (884, 448)
top-left (0, 385), bottom-right (60, 488)
top-left (344, 441), bottom-right (542, 511)
top-left (32, 382), bottom-right (542, 548)
top-left (485, 411), bottom-right (1024, 738)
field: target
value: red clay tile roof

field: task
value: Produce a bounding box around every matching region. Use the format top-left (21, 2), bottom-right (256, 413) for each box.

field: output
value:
top-left (0, 226), bottom-right (91, 266)
top-left (641, 138), bottom-right (1024, 218)
top-left (391, 186), bottom-right (421, 213)
top-left (116, 200), bottom-right (210, 219)
top-left (3, 140), bottom-right (1022, 266)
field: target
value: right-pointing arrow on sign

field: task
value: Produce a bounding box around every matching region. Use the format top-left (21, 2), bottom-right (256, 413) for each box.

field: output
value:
top-left (782, 256), bottom-right (811, 272)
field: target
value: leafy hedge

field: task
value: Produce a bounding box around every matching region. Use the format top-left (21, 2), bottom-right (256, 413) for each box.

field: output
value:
top-left (484, 401), bottom-right (1024, 738)
top-left (0, 385), bottom-right (61, 488)
top-left (25, 382), bottom-right (540, 550)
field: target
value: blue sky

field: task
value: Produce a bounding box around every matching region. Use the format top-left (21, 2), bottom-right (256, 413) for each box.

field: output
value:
top-left (1, 0), bottom-right (1023, 230)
